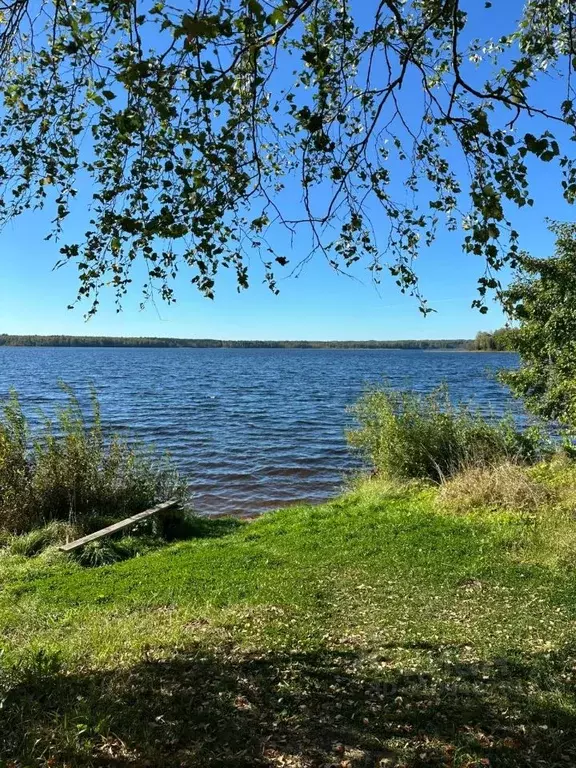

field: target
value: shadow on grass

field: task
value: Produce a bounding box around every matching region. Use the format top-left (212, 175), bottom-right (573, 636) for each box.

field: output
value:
top-left (2, 643), bottom-right (576, 767)
top-left (184, 515), bottom-right (246, 539)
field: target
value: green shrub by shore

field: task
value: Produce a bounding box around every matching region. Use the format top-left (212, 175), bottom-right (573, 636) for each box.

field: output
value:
top-left (0, 387), bottom-right (192, 542)
top-left (348, 385), bottom-right (548, 482)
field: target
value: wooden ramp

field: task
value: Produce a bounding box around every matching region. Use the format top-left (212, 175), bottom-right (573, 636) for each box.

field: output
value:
top-left (59, 500), bottom-right (179, 552)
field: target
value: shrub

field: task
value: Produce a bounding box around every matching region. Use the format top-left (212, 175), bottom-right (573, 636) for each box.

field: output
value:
top-left (436, 462), bottom-right (555, 514)
top-left (0, 386), bottom-right (192, 535)
top-left (348, 385), bottom-right (548, 483)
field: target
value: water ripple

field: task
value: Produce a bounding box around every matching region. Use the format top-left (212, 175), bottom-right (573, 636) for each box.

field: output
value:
top-left (0, 347), bottom-right (521, 515)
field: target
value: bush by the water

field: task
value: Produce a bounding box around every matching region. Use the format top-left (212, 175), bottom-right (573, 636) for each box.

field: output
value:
top-left (348, 386), bottom-right (547, 482)
top-left (0, 387), bottom-right (191, 535)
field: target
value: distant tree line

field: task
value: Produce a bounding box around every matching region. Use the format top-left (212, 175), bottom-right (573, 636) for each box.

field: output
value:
top-left (467, 328), bottom-right (518, 351)
top-left (0, 335), bottom-right (475, 350)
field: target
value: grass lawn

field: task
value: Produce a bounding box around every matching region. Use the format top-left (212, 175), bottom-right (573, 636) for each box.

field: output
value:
top-left (1, 477), bottom-right (576, 767)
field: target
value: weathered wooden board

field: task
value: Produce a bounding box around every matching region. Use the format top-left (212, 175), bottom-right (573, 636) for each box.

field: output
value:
top-left (59, 499), bottom-right (179, 552)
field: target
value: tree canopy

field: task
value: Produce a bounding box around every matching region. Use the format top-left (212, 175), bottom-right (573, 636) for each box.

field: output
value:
top-left (1, 0), bottom-right (575, 314)
top-left (500, 222), bottom-right (576, 429)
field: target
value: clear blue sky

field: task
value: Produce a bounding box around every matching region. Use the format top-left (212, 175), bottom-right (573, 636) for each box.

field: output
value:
top-left (0, 2), bottom-right (572, 341)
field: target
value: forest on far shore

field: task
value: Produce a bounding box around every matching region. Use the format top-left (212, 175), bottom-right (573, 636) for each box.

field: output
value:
top-left (0, 332), bottom-right (514, 351)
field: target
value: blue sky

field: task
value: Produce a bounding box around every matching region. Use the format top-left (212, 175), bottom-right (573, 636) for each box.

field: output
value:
top-left (0, 2), bottom-right (572, 341)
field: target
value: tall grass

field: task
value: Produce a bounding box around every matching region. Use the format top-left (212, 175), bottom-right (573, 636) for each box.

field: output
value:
top-left (348, 385), bottom-right (548, 483)
top-left (436, 462), bottom-right (555, 513)
top-left (0, 386), bottom-right (191, 534)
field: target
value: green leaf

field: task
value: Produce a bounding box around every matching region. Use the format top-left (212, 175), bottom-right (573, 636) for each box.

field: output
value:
top-left (270, 7), bottom-right (286, 25)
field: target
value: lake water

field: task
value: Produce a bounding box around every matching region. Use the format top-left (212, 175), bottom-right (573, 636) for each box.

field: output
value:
top-left (0, 348), bottom-right (521, 515)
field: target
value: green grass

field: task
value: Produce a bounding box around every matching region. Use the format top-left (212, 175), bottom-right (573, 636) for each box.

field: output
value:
top-left (1, 477), bottom-right (576, 767)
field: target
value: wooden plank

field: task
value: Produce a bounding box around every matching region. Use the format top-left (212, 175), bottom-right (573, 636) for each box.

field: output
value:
top-left (59, 500), bottom-right (179, 552)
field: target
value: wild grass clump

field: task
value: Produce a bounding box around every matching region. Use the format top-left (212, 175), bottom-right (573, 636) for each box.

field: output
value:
top-left (348, 385), bottom-right (548, 483)
top-left (75, 539), bottom-right (127, 568)
top-left (0, 386), bottom-right (192, 537)
top-left (6, 521), bottom-right (79, 557)
top-left (437, 462), bottom-right (555, 514)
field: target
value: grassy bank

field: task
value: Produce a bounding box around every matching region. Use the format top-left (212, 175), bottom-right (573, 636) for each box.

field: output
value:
top-left (2, 465), bottom-right (576, 767)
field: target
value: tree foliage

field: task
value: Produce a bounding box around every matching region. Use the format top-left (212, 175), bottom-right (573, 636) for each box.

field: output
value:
top-left (0, 0), bottom-right (575, 313)
top-left (500, 222), bottom-right (576, 428)
top-left (468, 327), bottom-right (517, 351)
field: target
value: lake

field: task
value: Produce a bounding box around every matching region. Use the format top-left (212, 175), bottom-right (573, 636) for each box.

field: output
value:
top-left (0, 347), bottom-right (521, 515)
